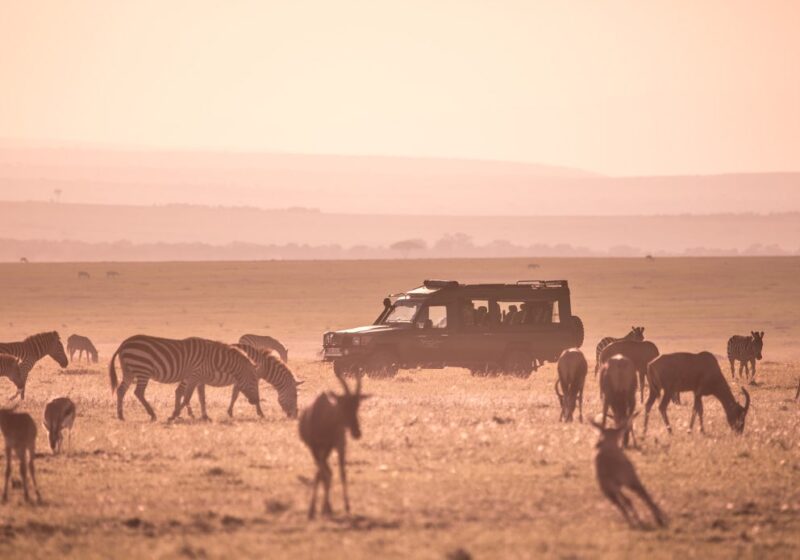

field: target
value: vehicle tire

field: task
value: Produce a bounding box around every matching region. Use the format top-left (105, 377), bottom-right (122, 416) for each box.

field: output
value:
top-left (502, 350), bottom-right (533, 378)
top-left (363, 350), bottom-right (399, 379)
top-left (469, 364), bottom-right (499, 377)
top-left (568, 315), bottom-right (585, 348)
top-left (333, 359), bottom-right (359, 378)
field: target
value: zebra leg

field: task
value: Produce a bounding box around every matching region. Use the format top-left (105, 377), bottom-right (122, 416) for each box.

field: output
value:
top-left (739, 360), bottom-right (746, 379)
top-left (133, 378), bottom-right (157, 421)
top-left (197, 385), bottom-right (210, 421)
top-left (171, 384), bottom-right (186, 420)
top-left (116, 380), bottom-right (130, 421)
top-left (227, 386), bottom-right (240, 417)
top-left (750, 359), bottom-right (756, 383)
top-left (729, 357), bottom-right (735, 378)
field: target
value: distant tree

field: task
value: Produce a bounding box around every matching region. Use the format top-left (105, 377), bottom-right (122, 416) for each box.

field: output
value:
top-left (53, 188), bottom-right (62, 203)
top-left (389, 238), bottom-right (427, 258)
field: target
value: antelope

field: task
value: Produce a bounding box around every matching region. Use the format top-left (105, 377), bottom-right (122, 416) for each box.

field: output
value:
top-left (595, 327), bottom-right (645, 374)
top-left (592, 414), bottom-right (666, 528)
top-left (644, 352), bottom-right (750, 435)
top-left (599, 355), bottom-right (638, 447)
top-left (599, 340), bottom-right (659, 403)
top-left (77, 271), bottom-right (90, 279)
top-left (0, 408), bottom-right (42, 503)
top-left (0, 354), bottom-right (24, 396)
top-left (299, 372), bottom-right (370, 519)
top-left (555, 348), bottom-right (587, 422)
top-left (43, 397), bottom-right (76, 454)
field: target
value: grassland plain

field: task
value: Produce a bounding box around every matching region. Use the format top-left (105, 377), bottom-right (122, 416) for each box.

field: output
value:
top-left (0, 258), bottom-right (798, 559)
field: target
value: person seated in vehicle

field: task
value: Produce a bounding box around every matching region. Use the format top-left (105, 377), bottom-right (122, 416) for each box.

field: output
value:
top-left (504, 304), bottom-right (519, 325)
top-left (474, 306), bottom-right (488, 326)
top-left (487, 301), bottom-right (502, 325)
top-left (461, 301), bottom-right (475, 327)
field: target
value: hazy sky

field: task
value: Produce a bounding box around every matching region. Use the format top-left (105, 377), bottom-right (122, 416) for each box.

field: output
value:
top-left (1, 1), bottom-right (798, 175)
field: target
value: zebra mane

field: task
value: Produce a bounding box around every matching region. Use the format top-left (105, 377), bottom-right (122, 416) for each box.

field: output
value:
top-left (23, 331), bottom-right (59, 344)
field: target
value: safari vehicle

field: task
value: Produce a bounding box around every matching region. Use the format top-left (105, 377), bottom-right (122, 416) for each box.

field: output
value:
top-left (322, 279), bottom-right (584, 378)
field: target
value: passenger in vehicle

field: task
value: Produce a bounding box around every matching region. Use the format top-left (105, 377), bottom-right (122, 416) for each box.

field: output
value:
top-left (461, 301), bottom-right (475, 327)
top-left (488, 301), bottom-right (502, 325)
top-left (504, 305), bottom-right (519, 325)
top-left (475, 306), bottom-right (488, 326)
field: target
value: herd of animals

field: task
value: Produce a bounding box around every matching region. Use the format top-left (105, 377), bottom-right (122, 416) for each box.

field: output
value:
top-left (0, 324), bottom-right (792, 529)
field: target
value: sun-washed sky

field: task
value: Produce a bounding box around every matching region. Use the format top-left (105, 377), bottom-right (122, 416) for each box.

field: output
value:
top-left (1, 1), bottom-right (798, 175)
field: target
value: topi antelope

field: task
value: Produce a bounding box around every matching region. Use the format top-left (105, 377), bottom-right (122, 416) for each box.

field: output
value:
top-left (592, 413), bottom-right (666, 529)
top-left (599, 355), bottom-right (638, 447)
top-left (555, 348), bottom-right (587, 422)
top-left (595, 326), bottom-right (645, 374)
top-left (0, 408), bottom-right (42, 503)
top-left (599, 340), bottom-right (659, 403)
top-left (43, 397), bottom-right (76, 454)
top-left (644, 352), bottom-right (750, 435)
top-left (299, 372), bottom-right (370, 519)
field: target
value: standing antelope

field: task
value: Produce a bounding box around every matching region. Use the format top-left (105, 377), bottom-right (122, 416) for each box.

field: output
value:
top-left (0, 331), bottom-right (69, 399)
top-left (0, 354), bottom-right (24, 397)
top-left (238, 334), bottom-right (289, 363)
top-left (109, 335), bottom-right (261, 421)
top-left (727, 331), bottom-right (764, 382)
top-left (299, 372), bottom-right (370, 519)
top-left (592, 414), bottom-right (666, 528)
top-left (599, 355), bottom-right (638, 447)
top-left (644, 352), bottom-right (750, 435)
top-left (0, 408), bottom-right (42, 503)
top-left (599, 340), bottom-right (659, 403)
top-left (595, 327), bottom-right (645, 374)
top-left (555, 348), bottom-right (587, 422)
top-left (43, 397), bottom-right (76, 454)
top-left (67, 334), bottom-right (98, 363)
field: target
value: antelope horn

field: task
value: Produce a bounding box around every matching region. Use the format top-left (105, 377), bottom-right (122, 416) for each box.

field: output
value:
top-left (355, 371), bottom-right (363, 395)
top-left (741, 387), bottom-right (750, 413)
top-left (334, 370), bottom-right (350, 395)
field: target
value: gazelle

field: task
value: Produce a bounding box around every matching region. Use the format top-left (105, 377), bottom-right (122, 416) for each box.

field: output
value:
top-left (43, 397), bottom-right (76, 454)
top-left (299, 372), bottom-right (370, 519)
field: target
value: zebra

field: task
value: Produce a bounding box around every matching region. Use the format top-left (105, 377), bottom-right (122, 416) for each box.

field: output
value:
top-left (727, 331), bottom-right (765, 381)
top-left (0, 354), bottom-right (24, 396)
top-left (67, 334), bottom-right (98, 363)
top-left (0, 331), bottom-right (69, 399)
top-left (108, 335), bottom-right (261, 422)
top-left (238, 334), bottom-right (289, 362)
top-left (595, 326), bottom-right (645, 374)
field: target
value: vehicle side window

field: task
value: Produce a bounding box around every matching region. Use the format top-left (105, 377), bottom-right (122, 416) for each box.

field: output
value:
top-left (427, 305), bottom-right (448, 329)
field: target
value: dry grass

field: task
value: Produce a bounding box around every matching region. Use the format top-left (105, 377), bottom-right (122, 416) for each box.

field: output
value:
top-left (0, 258), bottom-right (798, 559)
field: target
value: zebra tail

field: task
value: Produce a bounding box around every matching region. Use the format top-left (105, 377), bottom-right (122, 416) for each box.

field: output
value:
top-left (109, 347), bottom-right (121, 394)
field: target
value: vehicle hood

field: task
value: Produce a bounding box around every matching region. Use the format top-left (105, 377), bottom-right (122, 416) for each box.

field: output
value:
top-left (334, 324), bottom-right (411, 335)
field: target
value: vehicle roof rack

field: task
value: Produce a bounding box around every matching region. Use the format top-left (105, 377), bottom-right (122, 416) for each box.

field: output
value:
top-left (516, 280), bottom-right (568, 288)
top-left (423, 279), bottom-right (460, 289)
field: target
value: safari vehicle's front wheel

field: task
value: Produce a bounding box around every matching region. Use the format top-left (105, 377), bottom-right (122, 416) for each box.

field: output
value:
top-left (333, 359), bottom-right (360, 378)
top-left (363, 350), bottom-right (399, 379)
top-left (502, 350), bottom-right (533, 378)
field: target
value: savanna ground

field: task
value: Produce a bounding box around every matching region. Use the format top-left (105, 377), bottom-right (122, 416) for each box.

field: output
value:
top-left (0, 257), bottom-right (799, 559)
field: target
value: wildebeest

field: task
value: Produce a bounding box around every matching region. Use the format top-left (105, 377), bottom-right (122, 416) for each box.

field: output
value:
top-left (555, 348), bottom-right (587, 422)
top-left (67, 334), bottom-right (98, 363)
top-left (644, 352), bottom-right (750, 435)
top-left (599, 340), bottom-right (659, 403)
top-left (238, 334), bottom-right (289, 363)
top-left (299, 372), bottom-right (369, 519)
top-left (592, 414), bottom-right (666, 528)
top-left (727, 331), bottom-right (764, 382)
top-left (0, 408), bottom-right (42, 503)
top-left (43, 397), bottom-right (76, 454)
top-left (599, 355), bottom-right (638, 447)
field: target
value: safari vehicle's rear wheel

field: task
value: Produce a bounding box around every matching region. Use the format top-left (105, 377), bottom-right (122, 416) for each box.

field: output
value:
top-left (567, 315), bottom-right (585, 348)
top-left (502, 350), bottom-right (533, 378)
top-left (363, 350), bottom-right (399, 379)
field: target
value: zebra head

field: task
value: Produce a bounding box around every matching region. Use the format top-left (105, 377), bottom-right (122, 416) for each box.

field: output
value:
top-left (48, 332), bottom-right (69, 368)
top-left (750, 331), bottom-right (764, 360)
top-left (277, 378), bottom-right (303, 419)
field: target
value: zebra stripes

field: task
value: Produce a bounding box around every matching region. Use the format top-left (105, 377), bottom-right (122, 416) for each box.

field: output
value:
top-left (234, 343), bottom-right (302, 417)
top-left (67, 334), bottom-right (98, 363)
top-left (595, 327), bottom-right (644, 373)
top-left (238, 334), bottom-right (289, 362)
top-left (109, 335), bottom-right (261, 421)
top-left (727, 331), bottom-right (765, 381)
top-left (0, 354), bottom-right (24, 394)
top-left (0, 331), bottom-right (69, 399)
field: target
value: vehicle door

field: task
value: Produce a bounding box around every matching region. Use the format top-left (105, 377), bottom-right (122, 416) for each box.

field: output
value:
top-left (408, 303), bottom-right (457, 366)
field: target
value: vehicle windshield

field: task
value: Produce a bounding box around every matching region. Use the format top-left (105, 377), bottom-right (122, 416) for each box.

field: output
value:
top-left (383, 300), bottom-right (421, 323)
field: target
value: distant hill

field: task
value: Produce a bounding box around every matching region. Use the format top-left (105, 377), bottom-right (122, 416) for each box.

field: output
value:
top-left (0, 144), bottom-right (798, 215)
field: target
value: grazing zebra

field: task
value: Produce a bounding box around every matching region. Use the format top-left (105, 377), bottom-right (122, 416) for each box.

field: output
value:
top-left (0, 354), bottom-right (24, 395)
top-left (0, 332), bottom-right (69, 399)
top-left (727, 331), bottom-right (765, 381)
top-left (238, 334), bottom-right (289, 363)
top-left (595, 327), bottom-right (645, 374)
top-left (108, 335), bottom-right (261, 421)
top-left (67, 334), bottom-right (98, 364)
